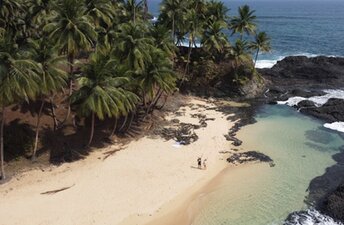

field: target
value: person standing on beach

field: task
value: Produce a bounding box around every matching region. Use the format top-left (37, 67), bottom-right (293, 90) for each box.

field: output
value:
top-left (203, 159), bottom-right (207, 170)
top-left (197, 157), bottom-right (202, 169)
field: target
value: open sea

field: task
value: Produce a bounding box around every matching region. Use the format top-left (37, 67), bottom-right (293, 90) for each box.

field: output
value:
top-left (148, 0), bottom-right (344, 68)
top-left (147, 1), bottom-right (344, 224)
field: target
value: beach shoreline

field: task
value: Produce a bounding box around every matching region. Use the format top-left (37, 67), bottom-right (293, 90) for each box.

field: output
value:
top-left (0, 95), bottom-right (243, 225)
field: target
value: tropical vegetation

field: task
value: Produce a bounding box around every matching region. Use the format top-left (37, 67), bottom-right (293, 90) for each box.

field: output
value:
top-left (0, 0), bottom-right (270, 180)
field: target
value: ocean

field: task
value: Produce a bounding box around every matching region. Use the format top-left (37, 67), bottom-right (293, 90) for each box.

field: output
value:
top-left (148, 0), bottom-right (344, 68)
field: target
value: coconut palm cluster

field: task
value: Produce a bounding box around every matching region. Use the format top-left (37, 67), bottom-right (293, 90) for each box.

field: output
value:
top-left (0, 0), bottom-right (270, 180)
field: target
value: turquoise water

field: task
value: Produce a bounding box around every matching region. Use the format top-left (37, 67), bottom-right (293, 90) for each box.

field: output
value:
top-left (191, 105), bottom-right (344, 225)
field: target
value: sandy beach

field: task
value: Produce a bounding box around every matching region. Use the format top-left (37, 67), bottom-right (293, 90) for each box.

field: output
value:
top-left (0, 96), bottom-right (235, 225)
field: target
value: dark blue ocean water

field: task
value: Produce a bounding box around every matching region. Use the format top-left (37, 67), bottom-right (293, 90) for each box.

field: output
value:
top-left (148, 0), bottom-right (344, 67)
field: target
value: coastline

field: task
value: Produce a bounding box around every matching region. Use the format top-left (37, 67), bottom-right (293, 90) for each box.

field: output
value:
top-left (0, 95), bottom-right (239, 225)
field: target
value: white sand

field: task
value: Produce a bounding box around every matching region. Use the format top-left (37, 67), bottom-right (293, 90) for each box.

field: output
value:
top-left (0, 96), bottom-right (234, 225)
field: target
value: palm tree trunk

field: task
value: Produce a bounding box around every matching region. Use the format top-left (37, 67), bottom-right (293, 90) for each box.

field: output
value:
top-left (127, 112), bottom-right (135, 131)
top-left (64, 56), bottom-right (74, 123)
top-left (142, 89), bottom-right (147, 108)
top-left (180, 37), bottom-right (193, 87)
top-left (156, 95), bottom-right (168, 110)
top-left (172, 15), bottom-right (175, 41)
top-left (119, 115), bottom-right (128, 132)
top-left (133, 7), bottom-right (136, 24)
top-left (49, 97), bottom-right (58, 131)
top-left (144, 88), bottom-right (162, 119)
top-left (254, 48), bottom-right (260, 67)
top-left (110, 118), bottom-right (118, 137)
top-left (0, 105), bottom-right (5, 180)
top-left (87, 112), bottom-right (95, 146)
top-left (32, 100), bottom-right (45, 160)
top-left (185, 37), bottom-right (193, 74)
top-left (143, 0), bottom-right (148, 19)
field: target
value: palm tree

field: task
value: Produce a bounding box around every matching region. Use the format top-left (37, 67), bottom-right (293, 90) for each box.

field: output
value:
top-left (136, 48), bottom-right (176, 114)
top-left (28, 38), bottom-right (68, 159)
top-left (184, 8), bottom-right (202, 75)
top-left (25, 0), bottom-right (52, 26)
top-left (123, 0), bottom-right (143, 24)
top-left (44, 0), bottom-right (97, 122)
top-left (205, 0), bottom-right (229, 23)
top-left (202, 19), bottom-right (230, 57)
top-left (150, 24), bottom-right (176, 58)
top-left (159, 0), bottom-right (187, 41)
top-left (0, 0), bottom-right (24, 38)
top-left (250, 32), bottom-right (271, 67)
top-left (229, 39), bottom-right (251, 81)
top-left (84, 0), bottom-right (114, 28)
top-left (0, 34), bottom-right (41, 179)
top-left (143, 0), bottom-right (148, 19)
top-left (114, 22), bottom-right (154, 73)
top-left (71, 49), bottom-right (139, 146)
top-left (230, 5), bottom-right (257, 40)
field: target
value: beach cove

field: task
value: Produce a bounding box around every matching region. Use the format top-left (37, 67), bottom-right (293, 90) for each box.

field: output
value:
top-left (0, 95), bottom-right (243, 225)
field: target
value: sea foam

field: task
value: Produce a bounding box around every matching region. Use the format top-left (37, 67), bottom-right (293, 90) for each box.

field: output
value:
top-left (277, 89), bottom-right (344, 133)
top-left (277, 89), bottom-right (344, 107)
top-left (284, 209), bottom-right (343, 225)
top-left (324, 122), bottom-right (344, 133)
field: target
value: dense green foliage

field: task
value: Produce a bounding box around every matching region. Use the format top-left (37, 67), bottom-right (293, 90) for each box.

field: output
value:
top-left (0, 0), bottom-right (270, 179)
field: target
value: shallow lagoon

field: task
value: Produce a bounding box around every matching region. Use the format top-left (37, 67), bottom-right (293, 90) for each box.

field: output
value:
top-left (192, 105), bottom-right (344, 225)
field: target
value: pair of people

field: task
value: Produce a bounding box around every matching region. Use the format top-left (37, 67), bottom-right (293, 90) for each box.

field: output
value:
top-left (197, 157), bottom-right (207, 170)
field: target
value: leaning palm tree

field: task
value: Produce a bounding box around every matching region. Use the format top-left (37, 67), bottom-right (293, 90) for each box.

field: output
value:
top-left (230, 5), bottom-right (257, 40)
top-left (71, 49), bottom-right (139, 146)
top-left (202, 19), bottom-right (230, 57)
top-left (135, 48), bottom-right (176, 114)
top-left (44, 0), bottom-right (97, 122)
top-left (250, 31), bottom-right (271, 67)
top-left (0, 34), bottom-right (41, 179)
top-left (28, 38), bottom-right (68, 160)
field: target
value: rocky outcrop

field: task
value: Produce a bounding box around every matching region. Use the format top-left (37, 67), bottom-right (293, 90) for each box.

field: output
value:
top-left (260, 56), bottom-right (344, 103)
top-left (323, 184), bottom-right (344, 222)
top-left (297, 98), bottom-right (344, 123)
top-left (260, 56), bottom-right (344, 88)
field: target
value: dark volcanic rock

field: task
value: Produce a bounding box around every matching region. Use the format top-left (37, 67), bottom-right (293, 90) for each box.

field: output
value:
top-left (260, 56), bottom-right (344, 103)
top-left (227, 151), bottom-right (273, 165)
top-left (261, 56), bottom-right (344, 86)
top-left (323, 184), bottom-right (344, 222)
top-left (306, 150), bottom-right (344, 223)
top-left (299, 98), bottom-right (344, 123)
top-left (159, 123), bottom-right (199, 145)
top-left (297, 100), bottom-right (316, 108)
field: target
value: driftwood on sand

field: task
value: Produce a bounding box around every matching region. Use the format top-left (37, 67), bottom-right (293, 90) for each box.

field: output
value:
top-left (40, 184), bottom-right (75, 195)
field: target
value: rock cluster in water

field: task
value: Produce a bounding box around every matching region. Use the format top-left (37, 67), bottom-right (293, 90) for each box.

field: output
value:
top-left (298, 98), bottom-right (344, 123)
top-left (227, 151), bottom-right (274, 165)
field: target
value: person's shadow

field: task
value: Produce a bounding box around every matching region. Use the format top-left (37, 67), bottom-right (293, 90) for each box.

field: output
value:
top-left (190, 166), bottom-right (204, 170)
